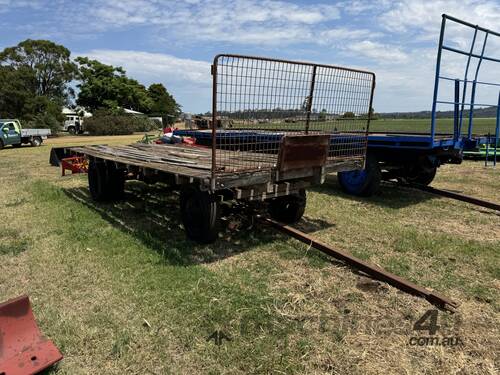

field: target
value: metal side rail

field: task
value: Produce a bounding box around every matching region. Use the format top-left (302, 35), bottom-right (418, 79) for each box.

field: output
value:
top-left (262, 217), bottom-right (459, 312)
top-left (401, 183), bottom-right (500, 212)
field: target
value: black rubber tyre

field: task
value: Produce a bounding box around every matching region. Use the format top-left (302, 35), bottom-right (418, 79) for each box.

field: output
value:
top-left (88, 159), bottom-right (108, 201)
top-left (88, 160), bottom-right (125, 201)
top-left (105, 161), bottom-right (125, 199)
top-left (268, 189), bottom-right (306, 224)
top-left (67, 127), bottom-right (76, 135)
top-left (337, 154), bottom-right (381, 197)
top-left (0, 139), bottom-right (3, 150)
top-left (30, 137), bottom-right (42, 147)
top-left (407, 165), bottom-right (437, 186)
top-left (180, 187), bottom-right (220, 244)
top-left (12, 143), bottom-right (22, 148)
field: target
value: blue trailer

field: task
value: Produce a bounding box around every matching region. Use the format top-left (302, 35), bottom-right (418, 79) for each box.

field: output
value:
top-left (335, 14), bottom-right (500, 196)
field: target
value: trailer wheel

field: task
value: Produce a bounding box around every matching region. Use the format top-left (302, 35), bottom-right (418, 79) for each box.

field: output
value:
top-left (268, 189), bottom-right (306, 224)
top-left (105, 162), bottom-right (125, 199)
top-left (88, 160), bottom-right (125, 201)
top-left (30, 137), bottom-right (42, 147)
top-left (180, 187), bottom-right (220, 244)
top-left (407, 165), bottom-right (437, 186)
top-left (88, 159), bottom-right (108, 201)
top-left (337, 154), bottom-right (381, 197)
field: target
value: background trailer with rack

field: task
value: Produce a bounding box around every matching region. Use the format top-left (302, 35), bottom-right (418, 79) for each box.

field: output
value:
top-left (175, 15), bottom-right (499, 197)
top-left (69, 55), bottom-right (376, 243)
top-left (335, 14), bottom-right (500, 195)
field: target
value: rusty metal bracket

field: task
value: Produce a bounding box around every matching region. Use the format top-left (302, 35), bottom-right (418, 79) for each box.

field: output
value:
top-left (263, 218), bottom-right (459, 311)
top-left (0, 295), bottom-right (63, 375)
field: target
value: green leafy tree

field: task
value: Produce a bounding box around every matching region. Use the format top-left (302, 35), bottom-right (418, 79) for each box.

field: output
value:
top-left (75, 57), bottom-right (153, 113)
top-left (0, 39), bottom-right (74, 131)
top-left (147, 83), bottom-right (181, 123)
top-left (342, 111), bottom-right (355, 118)
top-left (0, 39), bottom-right (76, 100)
top-left (0, 65), bottom-right (37, 118)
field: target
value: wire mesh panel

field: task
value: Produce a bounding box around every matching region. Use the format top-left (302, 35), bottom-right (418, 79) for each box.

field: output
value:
top-left (211, 54), bottom-right (375, 177)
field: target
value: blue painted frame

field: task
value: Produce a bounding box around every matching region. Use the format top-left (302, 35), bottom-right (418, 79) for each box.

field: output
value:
top-left (430, 14), bottom-right (500, 158)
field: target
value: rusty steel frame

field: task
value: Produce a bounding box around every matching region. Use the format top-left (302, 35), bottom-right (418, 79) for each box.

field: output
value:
top-left (403, 183), bottom-right (500, 212)
top-left (263, 218), bottom-right (459, 311)
top-left (211, 54), bottom-right (376, 182)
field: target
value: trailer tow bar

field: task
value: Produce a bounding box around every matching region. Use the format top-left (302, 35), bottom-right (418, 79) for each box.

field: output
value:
top-left (403, 183), bottom-right (500, 213)
top-left (262, 217), bottom-right (459, 311)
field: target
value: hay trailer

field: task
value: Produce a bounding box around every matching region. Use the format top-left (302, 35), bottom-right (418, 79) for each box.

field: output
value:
top-left (68, 55), bottom-right (375, 243)
top-left (336, 14), bottom-right (500, 195)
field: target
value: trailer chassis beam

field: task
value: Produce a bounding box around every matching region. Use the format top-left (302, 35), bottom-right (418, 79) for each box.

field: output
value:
top-left (402, 183), bottom-right (500, 212)
top-left (263, 218), bottom-right (459, 311)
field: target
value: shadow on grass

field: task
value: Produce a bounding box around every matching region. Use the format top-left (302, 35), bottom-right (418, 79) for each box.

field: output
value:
top-left (313, 177), bottom-right (436, 209)
top-left (62, 181), bottom-right (335, 267)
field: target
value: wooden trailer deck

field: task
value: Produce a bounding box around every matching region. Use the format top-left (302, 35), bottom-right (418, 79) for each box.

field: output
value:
top-left (69, 138), bottom-right (362, 192)
top-left (69, 143), bottom-right (279, 189)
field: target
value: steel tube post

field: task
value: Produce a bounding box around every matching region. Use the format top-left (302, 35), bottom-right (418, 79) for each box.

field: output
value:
top-left (467, 81), bottom-right (477, 139)
top-left (454, 79), bottom-right (460, 141)
top-left (211, 60), bottom-right (218, 189)
top-left (494, 92), bottom-right (500, 166)
top-left (430, 16), bottom-right (447, 144)
top-left (305, 65), bottom-right (317, 134)
top-left (459, 27), bottom-right (478, 135)
top-left (485, 133), bottom-right (490, 167)
top-left (468, 32), bottom-right (489, 139)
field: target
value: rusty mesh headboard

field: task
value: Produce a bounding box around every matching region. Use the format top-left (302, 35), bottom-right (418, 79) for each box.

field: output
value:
top-left (211, 54), bottom-right (376, 176)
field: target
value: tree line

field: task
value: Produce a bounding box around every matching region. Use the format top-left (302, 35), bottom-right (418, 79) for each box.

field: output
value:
top-left (0, 39), bottom-right (181, 132)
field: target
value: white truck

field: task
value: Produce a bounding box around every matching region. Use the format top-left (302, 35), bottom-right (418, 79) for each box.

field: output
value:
top-left (63, 114), bottom-right (84, 134)
top-left (0, 119), bottom-right (51, 149)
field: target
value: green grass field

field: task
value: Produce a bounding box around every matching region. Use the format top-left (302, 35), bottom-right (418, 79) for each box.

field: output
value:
top-left (232, 117), bottom-right (497, 136)
top-left (370, 117), bottom-right (497, 135)
top-left (0, 135), bottom-right (499, 374)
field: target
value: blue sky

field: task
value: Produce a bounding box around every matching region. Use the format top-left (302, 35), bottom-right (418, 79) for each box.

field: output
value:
top-left (1, 0), bottom-right (499, 113)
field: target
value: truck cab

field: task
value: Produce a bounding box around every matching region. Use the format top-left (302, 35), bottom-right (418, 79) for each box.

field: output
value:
top-left (63, 115), bottom-right (83, 134)
top-left (0, 119), bottom-right (50, 149)
top-left (0, 120), bottom-right (22, 147)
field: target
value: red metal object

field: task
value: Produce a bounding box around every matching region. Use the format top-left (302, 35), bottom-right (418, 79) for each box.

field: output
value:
top-left (61, 156), bottom-right (88, 176)
top-left (0, 295), bottom-right (63, 375)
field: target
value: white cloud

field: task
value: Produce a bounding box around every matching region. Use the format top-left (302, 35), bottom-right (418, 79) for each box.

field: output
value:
top-left (380, 0), bottom-right (500, 38)
top-left (0, 0), bottom-right (43, 13)
top-left (347, 41), bottom-right (409, 63)
top-left (319, 28), bottom-right (381, 43)
top-left (80, 50), bottom-right (210, 85)
top-left (83, 0), bottom-right (342, 45)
